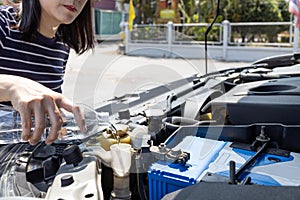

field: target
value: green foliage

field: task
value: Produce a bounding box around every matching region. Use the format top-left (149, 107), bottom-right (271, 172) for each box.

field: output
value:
top-left (131, 26), bottom-right (167, 41)
top-left (223, 0), bottom-right (283, 22)
top-left (129, 0), bottom-right (292, 44)
top-left (129, 0), bottom-right (290, 24)
top-left (212, 0), bottom-right (290, 44)
top-left (277, 0), bottom-right (290, 21)
top-left (185, 25), bottom-right (221, 41)
top-left (182, 0), bottom-right (289, 23)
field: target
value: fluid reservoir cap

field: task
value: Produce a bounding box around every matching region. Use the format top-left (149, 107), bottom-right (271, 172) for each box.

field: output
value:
top-left (62, 145), bottom-right (83, 166)
top-left (61, 174), bottom-right (74, 187)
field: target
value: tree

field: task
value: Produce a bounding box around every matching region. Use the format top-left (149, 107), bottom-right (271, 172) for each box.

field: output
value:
top-left (180, 0), bottom-right (289, 23)
top-left (223, 0), bottom-right (283, 22)
top-left (220, 0), bottom-right (289, 43)
top-left (126, 0), bottom-right (290, 24)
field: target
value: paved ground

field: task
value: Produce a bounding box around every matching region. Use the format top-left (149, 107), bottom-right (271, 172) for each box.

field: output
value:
top-left (62, 41), bottom-right (252, 108)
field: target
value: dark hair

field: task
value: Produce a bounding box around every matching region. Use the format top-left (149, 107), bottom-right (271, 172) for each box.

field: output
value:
top-left (19, 0), bottom-right (95, 54)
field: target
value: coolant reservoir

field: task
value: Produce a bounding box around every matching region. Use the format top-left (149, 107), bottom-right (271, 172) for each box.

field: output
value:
top-left (96, 124), bottom-right (130, 151)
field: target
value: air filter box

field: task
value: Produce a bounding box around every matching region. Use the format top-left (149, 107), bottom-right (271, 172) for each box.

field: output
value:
top-left (206, 77), bottom-right (300, 125)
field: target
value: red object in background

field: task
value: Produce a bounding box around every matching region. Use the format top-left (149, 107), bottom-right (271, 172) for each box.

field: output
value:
top-left (289, 0), bottom-right (300, 27)
top-left (160, 0), bottom-right (167, 9)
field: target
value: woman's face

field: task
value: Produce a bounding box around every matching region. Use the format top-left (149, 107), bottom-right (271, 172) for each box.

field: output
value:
top-left (39, 0), bottom-right (88, 26)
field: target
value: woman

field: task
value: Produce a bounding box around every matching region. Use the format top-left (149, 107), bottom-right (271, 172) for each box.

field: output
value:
top-left (0, 0), bottom-right (95, 145)
top-left (0, 0), bottom-right (95, 92)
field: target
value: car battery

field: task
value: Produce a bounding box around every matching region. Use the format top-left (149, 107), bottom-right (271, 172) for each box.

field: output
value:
top-left (148, 136), bottom-right (226, 200)
top-left (204, 143), bottom-right (300, 186)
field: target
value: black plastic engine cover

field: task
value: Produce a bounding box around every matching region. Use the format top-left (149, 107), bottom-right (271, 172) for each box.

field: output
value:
top-left (206, 77), bottom-right (300, 125)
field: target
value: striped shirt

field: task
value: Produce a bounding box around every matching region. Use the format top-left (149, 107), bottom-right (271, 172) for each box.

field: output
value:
top-left (0, 6), bottom-right (70, 93)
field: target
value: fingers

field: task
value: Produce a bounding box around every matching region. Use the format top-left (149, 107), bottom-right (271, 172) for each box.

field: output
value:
top-left (30, 103), bottom-right (46, 145)
top-left (45, 102), bottom-right (63, 145)
top-left (18, 97), bottom-right (64, 145)
top-left (17, 95), bottom-right (86, 145)
top-left (6, 76), bottom-right (85, 145)
top-left (19, 108), bottom-right (32, 142)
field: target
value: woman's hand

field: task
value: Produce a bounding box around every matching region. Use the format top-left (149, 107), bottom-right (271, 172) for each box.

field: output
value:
top-left (0, 75), bottom-right (86, 145)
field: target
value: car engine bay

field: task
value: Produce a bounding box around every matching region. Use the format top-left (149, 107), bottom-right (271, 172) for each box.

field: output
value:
top-left (1, 53), bottom-right (300, 199)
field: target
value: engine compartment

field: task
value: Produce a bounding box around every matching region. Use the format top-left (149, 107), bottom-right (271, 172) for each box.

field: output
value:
top-left (1, 53), bottom-right (300, 199)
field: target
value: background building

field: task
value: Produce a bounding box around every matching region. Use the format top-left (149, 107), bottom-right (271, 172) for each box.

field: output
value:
top-left (93, 0), bottom-right (123, 41)
top-left (94, 0), bottom-right (116, 10)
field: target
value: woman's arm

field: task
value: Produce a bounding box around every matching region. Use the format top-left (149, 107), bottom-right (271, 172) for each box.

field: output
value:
top-left (0, 74), bottom-right (86, 145)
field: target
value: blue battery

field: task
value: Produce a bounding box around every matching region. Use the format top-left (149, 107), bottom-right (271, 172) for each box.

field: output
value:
top-left (148, 136), bottom-right (226, 200)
